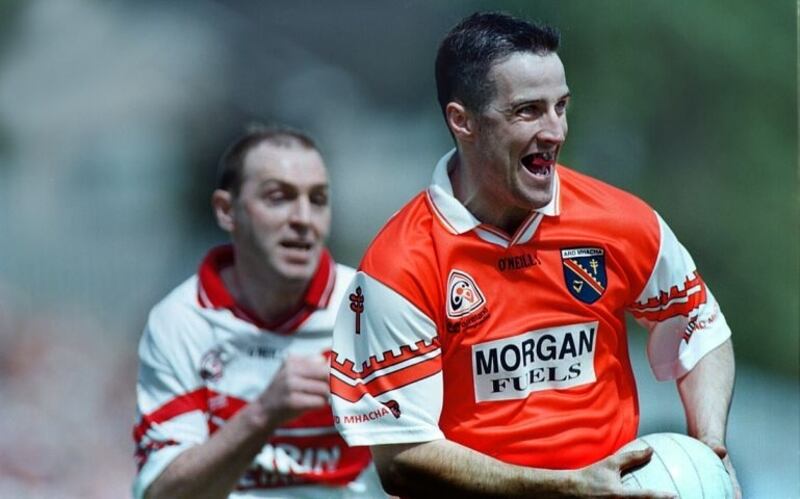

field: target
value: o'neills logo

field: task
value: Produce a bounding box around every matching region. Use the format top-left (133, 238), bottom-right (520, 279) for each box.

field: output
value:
top-left (446, 269), bottom-right (486, 319)
top-left (472, 322), bottom-right (598, 402)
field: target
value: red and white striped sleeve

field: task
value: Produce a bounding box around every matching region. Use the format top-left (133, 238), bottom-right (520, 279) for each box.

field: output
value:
top-left (132, 305), bottom-right (209, 499)
top-left (629, 212), bottom-right (732, 381)
top-left (330, 271), bottom-right (445, 446)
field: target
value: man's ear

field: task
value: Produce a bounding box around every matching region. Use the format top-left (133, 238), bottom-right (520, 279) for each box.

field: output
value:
top-left (212, 189), bottom-right (234, 233)
top-left (446, 101), bottom-right (476, 143)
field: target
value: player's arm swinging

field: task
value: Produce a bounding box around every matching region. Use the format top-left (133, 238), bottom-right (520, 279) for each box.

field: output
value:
top-left (145, 356), bottom-right (330, 499)
top-left (144, 404), bottom-right (278, 499)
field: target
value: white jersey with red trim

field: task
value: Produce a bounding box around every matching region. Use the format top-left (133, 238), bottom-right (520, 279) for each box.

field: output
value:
top-left (133, 245), bottom-right (384, 499)
top-left (329, 150), bottom-right (731, 469)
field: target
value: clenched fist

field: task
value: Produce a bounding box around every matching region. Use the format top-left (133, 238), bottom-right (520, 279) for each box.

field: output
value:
top-left (255, 355), bottom-right (331, 428)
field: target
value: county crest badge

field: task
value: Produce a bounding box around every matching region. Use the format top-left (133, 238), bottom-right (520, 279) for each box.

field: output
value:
top-left (561, 247), bottom-right (607, 304)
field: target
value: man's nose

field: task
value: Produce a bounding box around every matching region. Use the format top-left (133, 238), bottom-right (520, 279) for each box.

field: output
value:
top-left (538, 111), bottom-right (566, 145)
top-left (289, 196), bottom-right (312, 227)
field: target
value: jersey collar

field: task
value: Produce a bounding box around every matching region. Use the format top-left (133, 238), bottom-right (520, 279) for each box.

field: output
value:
top-left (426, 149), bottom-right (561, 243)
top-left (196, 244), bottom-right (336, 333)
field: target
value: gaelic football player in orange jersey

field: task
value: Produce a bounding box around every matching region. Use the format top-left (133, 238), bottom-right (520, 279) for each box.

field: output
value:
top-left (329, 12), bottom-right (739, 498)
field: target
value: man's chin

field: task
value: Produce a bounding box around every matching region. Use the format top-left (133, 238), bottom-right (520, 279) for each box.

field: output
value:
top-left (275, 258), bottom-right (319, 283)
top-left (520, 190), bottom-right (553, 211)
top-left (517, 176), bottom-right (554, 210)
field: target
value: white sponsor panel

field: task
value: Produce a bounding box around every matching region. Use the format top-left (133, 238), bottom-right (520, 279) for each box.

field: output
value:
top-left (472, 322), bottom-right (598, 402)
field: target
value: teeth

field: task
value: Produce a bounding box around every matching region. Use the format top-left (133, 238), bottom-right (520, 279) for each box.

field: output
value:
top-left (282, 242), bottom-right (311, 249)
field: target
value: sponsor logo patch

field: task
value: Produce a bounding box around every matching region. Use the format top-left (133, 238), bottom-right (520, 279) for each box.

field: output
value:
top-left (199, 348), bottom-right (227, 381)
top-left (381, 399), bottom-right (401, 418)
top-left (472, 322), bottom-right (598, 402)
top-left (335, 406), bottom-right (394, 425)
top-left (446, 269), bottom-right (486, 319)
top-left (250, 444), bottom-right (342, 484)
top-left (561, 247), bottom-right (607, 304)
top-left (682, 302), bottom-right (719, 345)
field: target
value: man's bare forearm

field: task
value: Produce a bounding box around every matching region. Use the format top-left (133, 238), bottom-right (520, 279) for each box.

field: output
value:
top-left (145, 355), bottom-right (330, 499)
top-left (677, 338), bottom-right (735, 446)
top-left (372, 439), bottom-right (576, 498)
top-left (370, 439), bottom-right (675, 498)
top-left (145, 403), bottom-right (276, 499)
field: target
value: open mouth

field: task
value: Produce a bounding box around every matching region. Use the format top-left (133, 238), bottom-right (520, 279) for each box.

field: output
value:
top-left (279, 240), bottom-right (313, 251)
top-left (520, 151), bottom-right (555, 177)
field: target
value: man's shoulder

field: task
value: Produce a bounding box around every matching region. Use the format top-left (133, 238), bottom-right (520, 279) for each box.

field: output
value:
top-left (145, 274), bottom-right (211, 341)
top-left (559, 165), bottom-right (647, 204)
top-left (137, 274), bottom-right (217, 369)
top-left (328, 262), bottom-right (357, 309)
top-left (360, 191), bottom-right (439, 279)
top-left (354, 191), bottom-right (442, 317)
top-left (558, 165), bottom-right (657, 227)
top-left (558, 165), bottom-right (662, 277)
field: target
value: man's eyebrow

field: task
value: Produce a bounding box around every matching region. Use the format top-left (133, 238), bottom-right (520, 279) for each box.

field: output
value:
top-left (257, 178), bottom-right (329, 190)
top-left (257, 178), bottom-right (289, 188)
top-left (508, 92), bottom-right (571, 109)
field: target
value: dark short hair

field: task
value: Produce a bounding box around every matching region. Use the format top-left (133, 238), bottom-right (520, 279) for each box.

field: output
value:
top-left (216, 124), bottom-right (319, 196)
top-left (435, 12), bottom-right (560, 116)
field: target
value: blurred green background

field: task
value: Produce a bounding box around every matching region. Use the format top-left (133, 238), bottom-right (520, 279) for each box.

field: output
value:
top-left (0, 1), bottom-right (795, 497)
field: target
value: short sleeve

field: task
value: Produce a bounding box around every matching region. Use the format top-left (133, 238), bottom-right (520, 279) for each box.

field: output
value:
top-left (330, 271), bottom-right (445, 446)
top-left (132, 310), bottom-right (209, 499)
top-left (628, 212), bottom-right (732, 381)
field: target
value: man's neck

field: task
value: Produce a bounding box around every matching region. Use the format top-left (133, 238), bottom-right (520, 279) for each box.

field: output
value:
top-left (221, 257), bottom-right (308, 325)
top-left (449, 152), bottom-right (531, 235)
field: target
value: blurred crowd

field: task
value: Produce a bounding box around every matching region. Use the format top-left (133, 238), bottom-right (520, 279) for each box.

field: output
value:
top-left (0, 285), bottom-right (135, 497)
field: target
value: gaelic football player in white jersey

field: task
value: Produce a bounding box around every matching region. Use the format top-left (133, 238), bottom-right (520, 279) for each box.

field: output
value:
top-left (133, 125), bottom-right (384, 498)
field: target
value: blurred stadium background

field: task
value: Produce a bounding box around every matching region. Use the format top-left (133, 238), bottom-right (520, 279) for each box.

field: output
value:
top-left (0, 1), bottom-right (796, 497)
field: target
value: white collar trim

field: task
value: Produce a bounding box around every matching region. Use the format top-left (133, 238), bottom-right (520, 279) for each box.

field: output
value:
top-left (426, 149), bottom-right (561, 241)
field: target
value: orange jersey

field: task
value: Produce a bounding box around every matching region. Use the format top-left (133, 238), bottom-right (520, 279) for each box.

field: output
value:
top-left (330, 150), bottom-right (731, 469)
